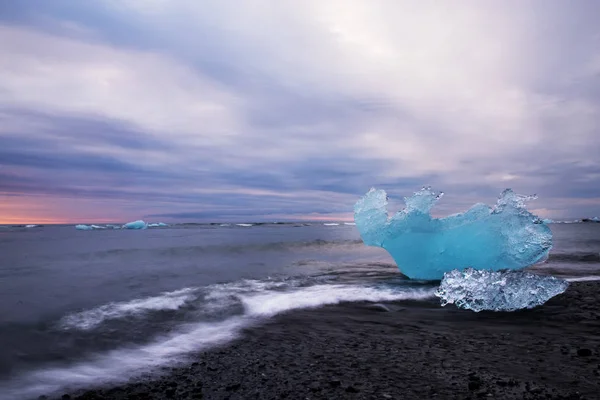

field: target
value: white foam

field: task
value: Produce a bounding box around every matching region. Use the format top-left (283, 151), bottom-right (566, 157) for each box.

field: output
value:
top-left (566, 276), bottom-right (600, 282)
top-left (0, 318), bottom-right (246, 400)
top-left (60, 288), bottom-right (197, 330)
top-left (241, 284), bottom-right (435, 317)
top-left (1, 282), bottom-right (435, 400)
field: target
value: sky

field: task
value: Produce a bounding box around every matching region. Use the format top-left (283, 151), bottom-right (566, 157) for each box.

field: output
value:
top-left (1, 1), bottom-right (599, 223)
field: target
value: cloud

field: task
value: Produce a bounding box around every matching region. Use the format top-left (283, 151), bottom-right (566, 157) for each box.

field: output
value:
top-left (0, 1), bottom-right (599, 221)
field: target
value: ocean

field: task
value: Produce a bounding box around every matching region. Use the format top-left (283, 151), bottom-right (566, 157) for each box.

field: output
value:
top-left (0, 222), bottom-right (599, 399)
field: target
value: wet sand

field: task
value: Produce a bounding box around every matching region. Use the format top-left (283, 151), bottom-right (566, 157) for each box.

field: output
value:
top-left (52, 281), bottom-right (599, 400)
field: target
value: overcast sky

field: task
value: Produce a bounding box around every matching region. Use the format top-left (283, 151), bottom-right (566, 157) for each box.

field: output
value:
top-left (1, 1), bottom-right (599, 223)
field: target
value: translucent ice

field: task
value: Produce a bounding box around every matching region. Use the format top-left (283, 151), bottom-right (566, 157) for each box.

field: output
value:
top-left (122, 220), bottom-right (147, 230)
top-left (75, 224), bottom-right (94, 230)
top-left (354, 187), bottom-right (552, 280)
top-left (542, 218), bottom-right (554, 224)
top-left (435, 268), bottom-right (568, 312)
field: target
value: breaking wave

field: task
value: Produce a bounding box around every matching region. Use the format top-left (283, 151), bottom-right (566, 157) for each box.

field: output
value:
top-left (0, 275), bottom-right (435, 400)
top-left (59, 288), bottom-right (198, 330)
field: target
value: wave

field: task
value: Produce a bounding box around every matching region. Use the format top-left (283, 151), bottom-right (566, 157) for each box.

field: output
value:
top-left (241, 284), bottom-right (435, 317)
top-left (86, 239), bottom-right (366, 260)
top-left (59, 288), bottom-right (197, 330)
top-left (0, 278), bottom-right (435, 399)
top-left (565, 276), bottom-right (600, 282)
top-left (0, 318), bottom-right (246, 400)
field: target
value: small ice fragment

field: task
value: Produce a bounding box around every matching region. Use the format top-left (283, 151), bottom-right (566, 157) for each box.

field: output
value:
top-left (354, 187), bottom-right (552, 280)
top-left (542, 218), bottom-right (554, 224)
top-left (122, 220), bottom-right (147, 230)
top-left (323, 223), bottom-right (339, 226)
top-left (435, 268), bottom-right (569, 312)
top-left (148, 222), bottom-right (168, 228)
top-left (236, 223), bottom-right (253, 227)
top-left (25, 224), bottom-right (38, 228)
top-left (91, 225), bottom-right (106, 229)
top-left (344, 222), bottom-right (356, 226)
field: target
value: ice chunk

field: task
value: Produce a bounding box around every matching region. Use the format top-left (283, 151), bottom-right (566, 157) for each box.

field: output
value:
top-left (75, 224), bottom-right (94, 230)
top-left (542, 218), bottom-right (554, 224)
top-left (435, 268), bottom-right (568, 312)
top-left (122, 220), bottom-right (147, 230)
top-left (354, 187), bottom-right (552, 280)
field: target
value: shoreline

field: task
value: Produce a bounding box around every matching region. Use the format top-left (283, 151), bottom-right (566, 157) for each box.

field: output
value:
top-left (51, 281), bottom-right (599, 400)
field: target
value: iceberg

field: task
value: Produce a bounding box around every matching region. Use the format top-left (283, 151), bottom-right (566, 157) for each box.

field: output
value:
top-left (122, 220), bottom-right (147, 230)
top-left (354, 187), bottom-right (552, 280)
top-left (435, 268), bottom-right (568, 312)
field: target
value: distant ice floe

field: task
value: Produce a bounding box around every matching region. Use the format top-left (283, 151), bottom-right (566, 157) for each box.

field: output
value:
top-left (147, 222), bottom-right (168, 228)
top-left (323, 223), bottom-right (339, 226)
top-left (75, 221), bottom-right (168, 230)
top-left (236, 223), bottom-right (253, 227)
top-left (344, 222), bottom-right (356, 226)
top-left (25, 224), bottom-right (38, 228)
top-left (122, 220), bottom-right (147, 230)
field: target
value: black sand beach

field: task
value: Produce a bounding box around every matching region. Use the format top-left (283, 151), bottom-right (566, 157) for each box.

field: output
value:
top-left (52, 281), bottom-right (600, 400)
